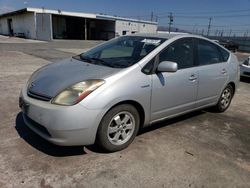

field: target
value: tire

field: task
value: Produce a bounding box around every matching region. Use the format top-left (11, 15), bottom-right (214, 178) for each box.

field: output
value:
top-left (96, 104), bottom-right (140, 152)
top-left (213, 85), bottom-right (234, 112)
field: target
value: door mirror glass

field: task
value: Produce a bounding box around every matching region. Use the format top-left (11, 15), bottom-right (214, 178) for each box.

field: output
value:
top-left (157, 61), bottom-right (178, 72)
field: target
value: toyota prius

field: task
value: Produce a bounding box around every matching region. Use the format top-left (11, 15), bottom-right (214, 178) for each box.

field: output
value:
top-left (19, 34), bottom-right (239, 152)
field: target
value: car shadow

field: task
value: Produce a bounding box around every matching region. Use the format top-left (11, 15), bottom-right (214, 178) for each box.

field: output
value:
top-left (15, 112), bottom-right (87, 157)
top-left (16, 110), bottom-right (206, 156)
top-left (139, 110), bottom-right (205, 135)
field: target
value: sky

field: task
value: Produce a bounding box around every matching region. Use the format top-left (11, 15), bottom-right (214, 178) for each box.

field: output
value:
top-left (1, 0), bottom-right (250, 36)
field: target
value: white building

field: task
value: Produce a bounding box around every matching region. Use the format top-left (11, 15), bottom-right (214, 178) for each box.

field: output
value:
top-left (0, 7), bottom-right (158, 41)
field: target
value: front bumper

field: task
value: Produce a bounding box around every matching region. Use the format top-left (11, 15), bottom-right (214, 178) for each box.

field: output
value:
top-left (19, 86), bottom-right (105, 146)
top-left (240, 65), bottom-right (250, 78)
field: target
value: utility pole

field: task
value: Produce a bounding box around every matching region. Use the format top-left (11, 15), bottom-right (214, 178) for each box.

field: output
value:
top-left (215, 29), bottom-right (218, 36)
top-left (151, 12), bottom-right (154, 21)
top-left (245, 30), bottom-right (249, 39)
top-left (42, 7), bottom-right (45, 32)
top-left (84, 18), bottom-right (87, 40)
top-left (228, 29), bottom-right (232, 37)
top-left (168, 12), bottom-right (173, 33)
top-left (220, 29), bottom-right (224, 37)
top-left (207, 17), bottom-right (212, 36)
top-left (192, 24), bottom-right (197, 34)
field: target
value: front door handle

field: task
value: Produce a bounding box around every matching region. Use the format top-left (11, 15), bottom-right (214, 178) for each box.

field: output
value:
top-left (221, 69), bottom-right (227, 74)
top-left (189, 74), bottom-right (197, 81)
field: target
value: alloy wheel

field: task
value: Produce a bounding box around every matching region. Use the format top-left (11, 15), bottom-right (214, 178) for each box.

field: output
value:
top-left (107, 111), bottom-right (135, 145)
top-left (220, 88), bottom-right (232, 109)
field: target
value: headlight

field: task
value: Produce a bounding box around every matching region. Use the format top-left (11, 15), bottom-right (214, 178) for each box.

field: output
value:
top-left (52, 79), bottom-right (105, 106)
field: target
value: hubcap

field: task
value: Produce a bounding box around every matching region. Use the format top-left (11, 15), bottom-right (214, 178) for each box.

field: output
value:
top-left (107, 111), bottom-right (135, 145)
top-left (220, 88), bottom-right (232, 109)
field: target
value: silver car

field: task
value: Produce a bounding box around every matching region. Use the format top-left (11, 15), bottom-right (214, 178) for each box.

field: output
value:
top-left (19, 34), bottom-right (239, 152)
top-left (240, 56), bottom-right (250, 78)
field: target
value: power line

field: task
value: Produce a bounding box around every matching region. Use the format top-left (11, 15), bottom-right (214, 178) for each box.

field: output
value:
top-left (158, 14), bottom-right (250, 19)
top-left (121, 8), bottom-right (250, 21)
top-left (121, 13), bottom-right (250, 25)
top-left (156, 9), bottom-right (250, 16)
top-left (119, 9), bottom-right (250, 37)
top-left (173, 23), bottom-right (250, 28)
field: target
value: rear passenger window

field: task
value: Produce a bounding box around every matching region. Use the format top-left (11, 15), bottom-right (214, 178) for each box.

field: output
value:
top-left (219, 48), bottom-right (230, 62)
top-left (159, 38), bottom-right (194, 69)
top-left (197, 39), bottom-right (221, 65)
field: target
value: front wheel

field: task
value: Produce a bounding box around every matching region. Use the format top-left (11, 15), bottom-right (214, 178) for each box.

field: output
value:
top-left (96, 104), bottom-right (140, 152)
top-left (213, 85), bottom-right (234, 112)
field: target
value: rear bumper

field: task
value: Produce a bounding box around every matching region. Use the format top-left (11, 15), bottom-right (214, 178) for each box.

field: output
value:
top-left (19, 86), bottom-right (105, 146)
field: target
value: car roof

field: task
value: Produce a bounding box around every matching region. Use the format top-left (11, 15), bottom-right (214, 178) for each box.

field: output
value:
top-left (130, 33), bottom-right (182, 39)
top-left (129, 33), bottom-right (208, 40)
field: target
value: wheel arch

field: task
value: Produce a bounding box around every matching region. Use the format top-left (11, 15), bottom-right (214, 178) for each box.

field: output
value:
top-left (94, 100), bottom-right (146, 145)
top-left (228, 81), bottom-right (236, 95)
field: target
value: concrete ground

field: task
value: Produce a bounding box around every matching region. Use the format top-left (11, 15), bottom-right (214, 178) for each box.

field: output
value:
top-left (0, 35), bottom-right (45, 43)
top-left (0, 36), bottom-right (250, 188)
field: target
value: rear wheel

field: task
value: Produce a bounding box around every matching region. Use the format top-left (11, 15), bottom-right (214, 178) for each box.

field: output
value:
top-left (96, 104), bottom-right (140, 152)
top-left (213, 85), bottom-right (234, 112)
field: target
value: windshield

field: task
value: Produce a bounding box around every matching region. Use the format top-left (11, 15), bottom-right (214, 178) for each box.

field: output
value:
top-left (77, 36), bottom-right (166, 68)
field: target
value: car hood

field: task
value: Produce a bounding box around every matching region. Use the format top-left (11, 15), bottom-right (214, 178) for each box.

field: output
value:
top-left (28, 58), bottom-right (121, 98)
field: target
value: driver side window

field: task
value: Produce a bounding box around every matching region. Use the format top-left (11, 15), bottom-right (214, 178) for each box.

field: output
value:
top-left (159, 38), bottom-right (194, 69)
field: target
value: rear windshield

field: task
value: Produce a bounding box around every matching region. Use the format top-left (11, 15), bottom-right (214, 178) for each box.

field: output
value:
top-left (77, 36), bottom-right (166, 68)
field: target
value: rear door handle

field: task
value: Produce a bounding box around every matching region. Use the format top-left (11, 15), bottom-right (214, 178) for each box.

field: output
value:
top-left (221, 69), bottom-right (227, 74)
top-left (189, 74), bottom-right (197, 81)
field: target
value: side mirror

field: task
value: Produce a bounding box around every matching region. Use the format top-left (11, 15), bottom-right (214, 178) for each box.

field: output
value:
top-left (157, 61), bottom-right (178, 72)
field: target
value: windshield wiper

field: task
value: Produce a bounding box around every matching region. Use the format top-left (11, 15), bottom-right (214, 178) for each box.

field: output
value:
top-left (79, 55), bottom-right (114, 68)
top-left (79, 55), bottom-right (93, 63)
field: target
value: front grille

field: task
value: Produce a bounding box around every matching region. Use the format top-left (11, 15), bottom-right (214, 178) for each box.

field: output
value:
top-left (243, 72), bottom-right (250, 76)
top-left (27, 90), bottom-right (52, 101)
top-left (24, 114), bottom-right (51, 137)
